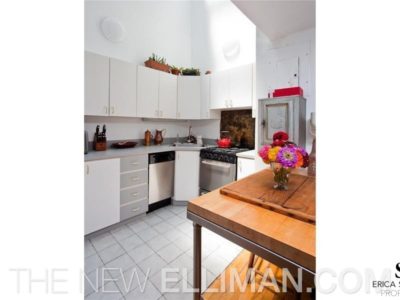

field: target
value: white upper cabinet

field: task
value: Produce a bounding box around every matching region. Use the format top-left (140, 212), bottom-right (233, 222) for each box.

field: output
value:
top-left (159, 72), bottom-right (177, 119)
top-left (137, 66), bottom-right (159, 118)
top-left (210, 63), bottom-right (254, 109)
top-left (200, 75), bottom-right (220, 120)
top-left (177, 76), bottom-right (201, 120)
top-left (210, 69), bottom-right (229, 109)
top-left (200, 75), bottom-right (210, 119)
top-left (84, 52), bottom-right (109, 116)
top-left (229, 64), bottom-right (253, 108)
top-left (109, 58), bottom-right (137, 117)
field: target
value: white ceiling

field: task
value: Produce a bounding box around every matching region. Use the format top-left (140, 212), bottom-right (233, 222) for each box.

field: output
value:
top-left (232, 0), bottom-right (315, 40)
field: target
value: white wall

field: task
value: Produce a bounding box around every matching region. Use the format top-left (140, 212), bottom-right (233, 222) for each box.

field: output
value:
top-left (256, 28), bottom-right (315, 115)
top-left (191, 0), bottom-right (256, 72)
top-left (85, 0), bottom-right (256, 71)
top-left (255, 28), bottom-right (315, 170)
top-left (85, 0), bottom-right (192, 67)
top-left (85, 1), bottom-right (199, 141)
top-left (190, 119), bottom-right (220, 140)
top-left (84, 116), bottom-right (219, 142)
top-left (84, 0), bottom-right (258, 142)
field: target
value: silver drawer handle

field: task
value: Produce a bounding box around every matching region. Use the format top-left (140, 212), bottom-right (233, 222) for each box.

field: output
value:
top-left (131, 192), bottom-right (139, 197)
top-left (131, 177), bottom-right (140, 181)
top-left (129, 162), bottom-right (139, 165)
top-left (201, 160), bottom-right (231, 169)
top-left (131, 207), bottom-right (140, 212)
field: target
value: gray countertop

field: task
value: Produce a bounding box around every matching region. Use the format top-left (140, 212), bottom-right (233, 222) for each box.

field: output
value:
top-left (84, 144), bottom-right (209, 161)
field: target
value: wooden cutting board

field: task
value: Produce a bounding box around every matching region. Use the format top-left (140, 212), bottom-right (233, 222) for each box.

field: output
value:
top-left (220, 169), bottom-right (315, 223)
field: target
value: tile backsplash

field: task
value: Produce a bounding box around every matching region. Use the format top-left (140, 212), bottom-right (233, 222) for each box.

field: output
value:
top-left (220, 110), bottom-right (255, 149)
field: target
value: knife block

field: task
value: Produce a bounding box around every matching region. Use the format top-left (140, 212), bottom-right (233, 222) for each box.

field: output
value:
top-left (94, 141), bottom-right (107, 151)
top-left (93, 135), bottom-right (107, 151)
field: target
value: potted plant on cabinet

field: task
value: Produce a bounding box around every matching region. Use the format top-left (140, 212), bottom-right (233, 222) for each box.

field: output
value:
top-left (170, 65), bottom-right (182, 75)
top-left (144, 53), bottom-right (170, 73)
top-left (181, 67), bottom-right (201, 76)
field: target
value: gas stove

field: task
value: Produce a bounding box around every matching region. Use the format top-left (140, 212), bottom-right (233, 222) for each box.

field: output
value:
top-left (200, 147), bottom-right (250, 164)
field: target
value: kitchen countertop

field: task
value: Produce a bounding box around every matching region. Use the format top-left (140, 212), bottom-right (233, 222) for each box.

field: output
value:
top-left (84, 144), bottom-right (209, 161)
top-left (188, 188), bottom-right (315, 270)
top-left (236, 149), bottom-right (256, 159)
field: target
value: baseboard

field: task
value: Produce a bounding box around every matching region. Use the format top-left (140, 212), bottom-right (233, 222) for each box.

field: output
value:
top-left (148, 198), bottom-right (172, 212)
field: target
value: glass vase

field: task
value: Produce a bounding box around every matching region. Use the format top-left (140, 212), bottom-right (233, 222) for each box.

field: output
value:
top-left (270, 162), bottom-right (291, 190)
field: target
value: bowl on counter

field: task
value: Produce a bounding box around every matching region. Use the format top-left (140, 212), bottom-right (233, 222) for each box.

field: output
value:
top-left (111, 141), bottom-right (137, 149)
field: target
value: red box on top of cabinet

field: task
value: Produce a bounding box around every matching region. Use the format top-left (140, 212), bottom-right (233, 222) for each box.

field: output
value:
top-left (272, 87), bottom-right (303, 97)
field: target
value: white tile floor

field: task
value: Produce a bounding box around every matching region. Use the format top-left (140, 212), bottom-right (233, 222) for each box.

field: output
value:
top-left (84, 204), bottom-right (243, 300)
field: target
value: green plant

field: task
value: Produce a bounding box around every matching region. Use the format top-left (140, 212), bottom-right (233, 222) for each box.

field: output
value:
top-left (181, 67), bottom-right (201, 76)
top-left (170, 65), bottom-right (182, 71)
top-left (148, 53), bottom-right (167, 65)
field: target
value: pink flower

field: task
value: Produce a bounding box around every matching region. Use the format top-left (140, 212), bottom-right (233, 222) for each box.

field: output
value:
top-left (258, 145), bottom-right (270, 162)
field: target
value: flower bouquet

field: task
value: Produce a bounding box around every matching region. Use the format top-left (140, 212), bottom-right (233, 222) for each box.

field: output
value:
top-left (258, 131), bottom-right (309, 190)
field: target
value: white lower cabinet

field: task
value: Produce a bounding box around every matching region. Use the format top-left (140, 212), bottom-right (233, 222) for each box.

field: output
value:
top-left (174, 151), bottom-right (200, 202)
top-left (84, 159), bottom-right (120, 235)
top-left (237, 157), bottom-right (256, 180)
top-left (120, 154), bottom-right (149, 221)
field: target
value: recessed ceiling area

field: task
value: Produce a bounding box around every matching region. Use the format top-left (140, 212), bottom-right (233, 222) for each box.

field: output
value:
top-left (232, 0), bottom-right (315, 40)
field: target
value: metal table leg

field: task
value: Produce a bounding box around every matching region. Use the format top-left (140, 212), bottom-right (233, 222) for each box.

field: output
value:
top-left (193, 222), bottom-right (202, 300)
top-left (188, 211), bottom-right (315, 289)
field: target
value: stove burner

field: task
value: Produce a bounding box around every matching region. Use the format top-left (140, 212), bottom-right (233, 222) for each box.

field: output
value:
top-left (200, 147), bottom-right (250, 164)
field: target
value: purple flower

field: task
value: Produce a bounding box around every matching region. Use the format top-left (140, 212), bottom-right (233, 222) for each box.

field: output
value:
top-left (277, 147), bottom-right (298, 168)
top-left (297, 147), bottom-right (308, 156)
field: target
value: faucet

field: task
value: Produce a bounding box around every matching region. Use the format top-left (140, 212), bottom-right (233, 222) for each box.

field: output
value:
top-left (186, 125), bottom-right (196, 144)
top-left (186, 126), bottom-right (192, 143)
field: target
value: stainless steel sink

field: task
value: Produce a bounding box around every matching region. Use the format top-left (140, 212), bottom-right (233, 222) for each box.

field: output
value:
top-left (172, 142), bottom-right (199, 147)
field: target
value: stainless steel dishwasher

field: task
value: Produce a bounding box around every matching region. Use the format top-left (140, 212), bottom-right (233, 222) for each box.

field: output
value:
top-left (148, 151), bottom-right (175, 212)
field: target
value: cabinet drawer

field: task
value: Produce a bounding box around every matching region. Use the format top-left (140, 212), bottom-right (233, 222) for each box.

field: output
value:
top-left (120, 155), bottom-right (148, 172)
top-left (120, 184), bottom-right (148, 206)
top-left (120, 199), bottom-right (148, 221)
top-left (120, 169), bottom-right (148, 189)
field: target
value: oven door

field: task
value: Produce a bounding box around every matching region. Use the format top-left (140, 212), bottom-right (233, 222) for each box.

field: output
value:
top-left (199, 159), bottom-right (236, 192)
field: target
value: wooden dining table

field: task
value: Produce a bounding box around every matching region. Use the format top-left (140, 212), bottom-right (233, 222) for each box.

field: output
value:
top-left (187, 169), bottom-right (316, 300)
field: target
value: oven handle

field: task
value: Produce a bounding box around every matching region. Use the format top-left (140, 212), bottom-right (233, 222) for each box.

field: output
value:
top-left (201, 159), bottom-right (231, 169)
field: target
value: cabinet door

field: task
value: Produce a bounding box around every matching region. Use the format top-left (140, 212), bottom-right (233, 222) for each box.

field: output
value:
top-left (200, 75), bottom-right (210, 119)
top-left (159, 72), bottom-right (177, 119)
top-left (237, 157), bottom-right (256, 180)
top-left (84, 52), bottom-right (109, 116)
top-left (200, 75), bottom-right (220, 120)
top-left (210, 69), bottom-right (229, 109)
top-left (174, 151), bottom-right (200, 202)
top-left (84, 159), bottom-right (120, 235)
top-left (109, 58), bottom-right (137, 117)
top-left (137, 66), bottom-right (159, 118)
top-left (229, 63), bottom-right (253, 108)
top-left (261, 98), bottom-right (295, 145)
top-left (177, 76), bottom-right (201, 119)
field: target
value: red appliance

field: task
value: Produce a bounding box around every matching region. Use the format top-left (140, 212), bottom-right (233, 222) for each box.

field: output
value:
top-left (217, 138), bottom-right (232, 148)
top-left (272, 87), bottom-right (303, 98)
